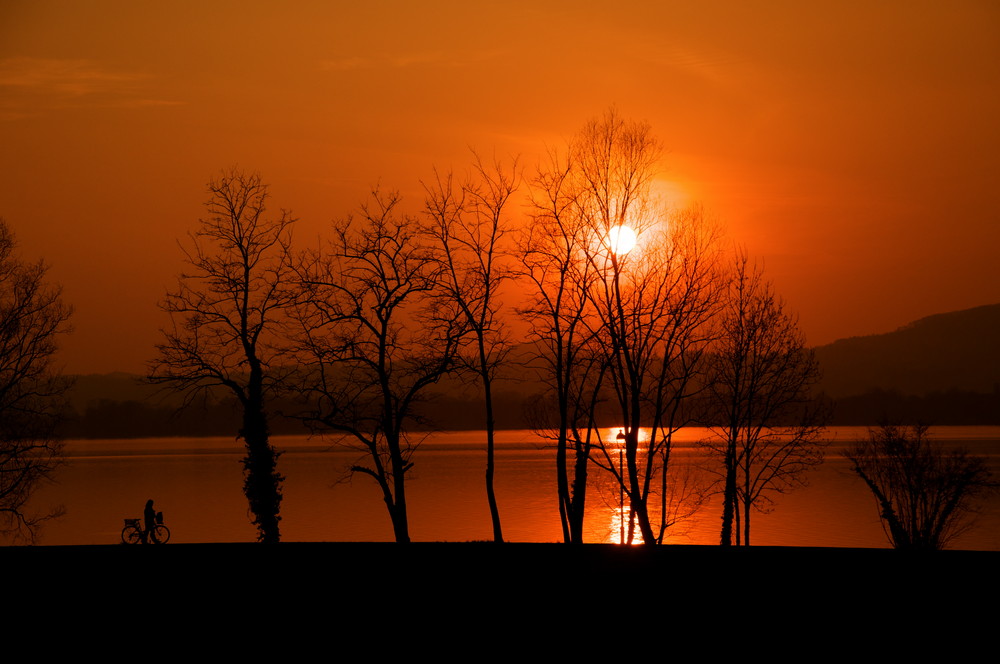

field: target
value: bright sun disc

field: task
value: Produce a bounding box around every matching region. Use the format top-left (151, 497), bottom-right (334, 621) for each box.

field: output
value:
top-left (608, 225), bottom-right (637, 255)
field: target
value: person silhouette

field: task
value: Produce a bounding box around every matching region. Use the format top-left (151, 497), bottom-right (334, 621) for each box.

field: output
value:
top-left (142, 499), bottom-right (156, 544)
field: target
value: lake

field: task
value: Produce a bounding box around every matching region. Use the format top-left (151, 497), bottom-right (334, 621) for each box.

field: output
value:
top-left (23, 426), bottom-right (1000, 549)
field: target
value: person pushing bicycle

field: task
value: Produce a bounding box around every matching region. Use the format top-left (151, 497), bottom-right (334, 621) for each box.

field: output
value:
top-left (121, 503), bottom-right (170, 545)
top-left (142, 499), bottom-right (156, 544)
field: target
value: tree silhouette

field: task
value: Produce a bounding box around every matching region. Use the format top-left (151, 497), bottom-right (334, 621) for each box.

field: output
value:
top-left (292, 188), bottom-right (463, 543)
top-left (702, 250), bottom-right (826, 546)
top-left (581, 110), bottom-right (722, 545)
top-left (424, 153), bottom-right (520, 543)
top-left (846, 423), bottom-right (997, 550)
top-left (585, 202), bottom-right (721, 545)
top-left (0, 219), bottom-right (72, 541)
top-left (519, 146), bottom-right (607, 544)
top-left (149, 169), bottom-right (295, 543)
top-left (522, 109), bottom-right (722, 544)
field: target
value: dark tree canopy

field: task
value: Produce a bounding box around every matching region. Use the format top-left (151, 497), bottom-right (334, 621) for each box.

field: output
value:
top-left (0, 218), bottom-right (72, 541)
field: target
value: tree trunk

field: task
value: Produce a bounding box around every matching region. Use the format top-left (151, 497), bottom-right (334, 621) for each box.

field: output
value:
top-left (482, 369), bottom-right (503, 542)
top-left (557, 432), bottom-right (571, 543)
top-left (389, 502), bottom-right (410, 543)
top-left (720, 439), bottom-right (736, 546)
top-left (743, 498), bottom-right (752, 547)
top-left (568, 433), bottom-right (589, 543)
top-left (241, 402), bottom-right (282, 543)
top-left (624, 429), bottom-right (656, 546)
top-left (389, 446), bottom-right (410, 543)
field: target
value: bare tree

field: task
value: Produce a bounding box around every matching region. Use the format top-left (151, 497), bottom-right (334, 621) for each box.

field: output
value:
top-left (424, 153), bottom-right (520, 542)
top-left (0, 219), bottom-right (72, 541)
top-left (149, 168), bottom-right (295, 543)
top-left (575, 110), bottom-right (721, 545)
top-left (701, 249), bottom-right (826, 546)
top-left (846, 423), bottom-right (997, 550)
top-left (292, 188), bottom-right (463, 543)
top-left (521, 109), bottom-right (721, 545)
top-left (519, 147), bottom-right (606, 544)
top-left (584, 202), bottom-right (722, 546)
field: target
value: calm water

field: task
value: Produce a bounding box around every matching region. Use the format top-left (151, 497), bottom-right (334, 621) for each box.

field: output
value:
top-left (23, 426), bottom-right (1000, 549)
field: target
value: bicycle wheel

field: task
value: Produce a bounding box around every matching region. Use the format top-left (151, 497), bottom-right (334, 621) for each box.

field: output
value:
top-left (151, 524), bottom-right (170, 544)
top-left (121, 526), bottom-right (143, 545)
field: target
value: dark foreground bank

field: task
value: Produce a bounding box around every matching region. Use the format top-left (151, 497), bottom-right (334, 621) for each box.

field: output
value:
top-left (6, 543), bottom-right (996, 654)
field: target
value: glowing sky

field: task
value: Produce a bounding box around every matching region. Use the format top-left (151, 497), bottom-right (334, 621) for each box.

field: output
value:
top-left (2, 1), bottom-right (998, 374)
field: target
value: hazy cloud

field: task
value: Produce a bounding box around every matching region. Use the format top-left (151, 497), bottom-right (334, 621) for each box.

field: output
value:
top-left (320, 49), bottom-right (490, 72)
top-left (0, 57), bottom-right (138, 93)
top-left (0, 57), bottom-right (182, 115)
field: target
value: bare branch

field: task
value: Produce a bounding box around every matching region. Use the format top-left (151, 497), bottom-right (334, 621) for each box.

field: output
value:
top-left (291, 187), bottom-right (463, 543)
top-left (0, 218), bottom-right (72, 542)
top-left (700, 248), bottom-right (827, 546)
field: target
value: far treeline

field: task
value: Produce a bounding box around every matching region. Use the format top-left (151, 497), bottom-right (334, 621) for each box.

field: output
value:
top-left (4, 109), bottom-right (997, 548)
top-left (59, 374), bottom-right (1000, 440)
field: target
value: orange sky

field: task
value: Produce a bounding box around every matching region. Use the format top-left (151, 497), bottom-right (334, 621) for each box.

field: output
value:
top-left (2, 1), bottom-right (998, 374)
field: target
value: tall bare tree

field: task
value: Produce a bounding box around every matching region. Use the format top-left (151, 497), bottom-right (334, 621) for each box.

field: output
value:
top-left (575, 110), bottom-right (721, 545)
top-left (292, 188), bottom-right (463, 543)
top-left (149, 168), bottom-right (295, 543)
top-left (424, 153), bottom-right (519, 542)
top-left (0, 219), bottom-right (72, 541)
top-left (519, 148), bottom-right (606, 544)
top-left (702, 249), bottom-right (826, 546)
top-left (522, 109), bottom-right (721, 544)
top-left (584, 204), bottom-right (721, 545)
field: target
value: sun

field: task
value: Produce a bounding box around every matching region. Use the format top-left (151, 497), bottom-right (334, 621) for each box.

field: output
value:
top-left (607, 225), bottom-right (637, 255)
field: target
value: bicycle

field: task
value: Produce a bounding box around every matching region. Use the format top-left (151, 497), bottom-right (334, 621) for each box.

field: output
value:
top-left (121, 512), bottom-right (170, 544)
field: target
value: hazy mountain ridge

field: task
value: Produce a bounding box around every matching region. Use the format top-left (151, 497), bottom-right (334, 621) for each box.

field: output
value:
top-left (813, 303), bottom-right (1000, 399)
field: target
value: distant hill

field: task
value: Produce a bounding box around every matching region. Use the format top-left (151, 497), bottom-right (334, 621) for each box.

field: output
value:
top-left (813, 303), bottom-right (1000, 399)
